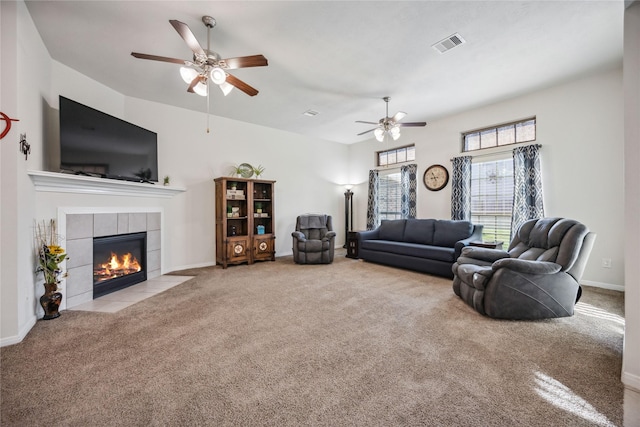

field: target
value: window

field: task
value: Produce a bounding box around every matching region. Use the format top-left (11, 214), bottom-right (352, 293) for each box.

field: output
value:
top-left (470, 158), bottom-right (514, 243)
top-left (463, 118), bottom-right (535, 152)
top-left (378, 169), bottom-right (402, 220)
top-left (378, 144), bottom-right (415, 167)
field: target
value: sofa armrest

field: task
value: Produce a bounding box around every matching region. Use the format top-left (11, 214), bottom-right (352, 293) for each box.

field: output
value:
top-left (492, 258), bottom-right (562, 275)
top-left (454, 225), bottom-right (485, 258)
top-left (292, 231), bottom-right (306, 241)
top-left (357, 229), bottom-right (379, 243)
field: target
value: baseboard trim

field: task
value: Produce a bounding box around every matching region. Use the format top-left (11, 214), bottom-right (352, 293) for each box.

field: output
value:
top-left (0, 316), bottom-right (37, 348)
top-left (582, 280), bottom-right (624, 292)
top-left (622, 371), bottom-right (640, 393)
top-left (167, 261), bottom-right (215, 273)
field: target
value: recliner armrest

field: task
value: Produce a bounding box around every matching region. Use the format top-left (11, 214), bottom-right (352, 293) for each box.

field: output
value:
top-left (292, 231), bottom-right (307, 241)
top-left (492, 258), bottom-right (562, 275)
top-left (459, 246), bottom-right (510, 263)
top-left (324, 231), bottom-right (337, 240)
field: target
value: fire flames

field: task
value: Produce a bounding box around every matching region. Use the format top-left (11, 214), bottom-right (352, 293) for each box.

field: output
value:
top-left (94, 252), bottom-right (141, 282)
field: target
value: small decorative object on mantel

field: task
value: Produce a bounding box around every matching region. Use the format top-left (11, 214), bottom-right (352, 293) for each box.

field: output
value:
top-left (163, 175), bottom-right (170, 186)
top-left (19, 133), bottom-right (30, 160)
top-left (35, 219), bottom-right (68, 320)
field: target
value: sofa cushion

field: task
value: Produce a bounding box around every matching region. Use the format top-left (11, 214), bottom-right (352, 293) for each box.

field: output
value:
top-left (404, 219), bottom-right (436, 245)
top-left (360, 240), bottom-right (456, 263)
top-left (378, 220), bottom-right (406, 242)
top-left (433, 220), bottom-right (473, 247)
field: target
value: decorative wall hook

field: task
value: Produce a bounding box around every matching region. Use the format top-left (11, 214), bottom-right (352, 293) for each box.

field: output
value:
top-left (19, 133), bottom-right (30, 160)
top-left (0, 112), bottom-right (20, 140)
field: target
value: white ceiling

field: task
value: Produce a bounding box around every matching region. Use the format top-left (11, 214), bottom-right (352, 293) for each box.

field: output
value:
top-left (24, 1), bottom-right (624, 144)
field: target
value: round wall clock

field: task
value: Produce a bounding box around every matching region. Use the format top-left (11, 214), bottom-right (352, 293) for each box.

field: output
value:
top-left (423, 164), bottom-right (449, 191)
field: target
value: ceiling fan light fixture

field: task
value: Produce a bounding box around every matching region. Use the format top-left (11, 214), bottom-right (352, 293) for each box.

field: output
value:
top-left (180, 66), bottom-right (198, 84)
top-left (390, 126), bottom-right (401, 140)
top-left (218, 81), bottom-right (234, 96)
top-left (193, 81), bottom-right (208, 97)
top-left (210, 67), bottom-right (226, 85)
top-left (374, 128), bottom-right (384, 142)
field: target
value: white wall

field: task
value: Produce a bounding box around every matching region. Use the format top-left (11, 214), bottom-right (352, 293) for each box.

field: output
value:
top-left (623, 0), bottom-right (640, 392)
top-left (1, 0), bottom-right (54, 345)
top-left (349, 66), bottom-right (625, 289)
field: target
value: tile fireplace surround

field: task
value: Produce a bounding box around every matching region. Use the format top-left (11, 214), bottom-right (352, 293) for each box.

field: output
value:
top-left (62, 209), bottom-right (162, 309)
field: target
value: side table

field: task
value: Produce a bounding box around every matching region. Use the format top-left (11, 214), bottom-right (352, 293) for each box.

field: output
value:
top-left (469, 241), bottom-right (504, 250)
top-left (346, 231), bottom-right (361, 258)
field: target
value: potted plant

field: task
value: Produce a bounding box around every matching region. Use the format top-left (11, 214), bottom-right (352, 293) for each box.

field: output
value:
top-left (35, 219), bottom-right (68, 319)
top-left (163, 175), bottom-right (170, 186)
top-left (253, 164), bottom-right (265, 178)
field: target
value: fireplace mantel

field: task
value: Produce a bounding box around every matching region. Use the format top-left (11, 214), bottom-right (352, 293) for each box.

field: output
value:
top-left (28, 170), bottom-right (185, 198)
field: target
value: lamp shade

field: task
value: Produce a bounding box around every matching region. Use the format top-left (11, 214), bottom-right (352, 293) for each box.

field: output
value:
top-left (180, 67), bottom-right (198, 84)
top-left (210, 67), bottom-right (227, 85)
top-left (390, 126), bottom-right (401, 140)
top-left (193, 81), bottom-right (208, 97)
top-left (218, 82), bottom-right (234, 96)
top-left (374, 128), bottom-right (384, 142)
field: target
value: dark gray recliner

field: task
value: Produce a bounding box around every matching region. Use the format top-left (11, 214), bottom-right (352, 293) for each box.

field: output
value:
top-left (292, 214), bottom-right (336, 264)
top-left (452, 217), bottom-right (596, 320)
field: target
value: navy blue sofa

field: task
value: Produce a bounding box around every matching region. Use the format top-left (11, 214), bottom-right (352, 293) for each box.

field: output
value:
top-left (357, 219), bottom-right (483, 278)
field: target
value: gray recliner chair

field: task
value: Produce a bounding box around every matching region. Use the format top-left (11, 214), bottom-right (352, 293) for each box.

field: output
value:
top-left (292, 214), bottom-right (336, 264)
top-left (452, 217), bottom-right (596, 320)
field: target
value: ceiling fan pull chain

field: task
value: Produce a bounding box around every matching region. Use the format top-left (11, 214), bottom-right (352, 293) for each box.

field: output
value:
top-left (207, 83), bottom-right (210, 133)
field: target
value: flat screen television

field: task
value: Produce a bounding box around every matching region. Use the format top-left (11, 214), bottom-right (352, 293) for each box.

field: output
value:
top-left (59, 96), bottom-right (158, 183)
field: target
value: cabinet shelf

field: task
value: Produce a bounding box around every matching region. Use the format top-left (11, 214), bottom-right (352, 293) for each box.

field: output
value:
top-left (215, 177), bottom-right (276, 268)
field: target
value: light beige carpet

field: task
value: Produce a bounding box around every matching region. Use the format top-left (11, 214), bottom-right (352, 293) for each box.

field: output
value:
top-left (1, 252), bottom-right (625, 426)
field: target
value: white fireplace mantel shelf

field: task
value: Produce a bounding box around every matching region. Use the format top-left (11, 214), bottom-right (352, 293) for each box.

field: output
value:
top-left (28, 170), bottom-right (186, 198)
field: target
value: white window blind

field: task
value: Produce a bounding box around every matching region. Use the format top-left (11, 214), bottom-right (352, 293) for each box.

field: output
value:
top-left (463, 118), bottom-right (536, 152)
top-left (378, 145), bottom-right (415, 167)
top-left (378, 170), bottom-right (402, 220)
top-left (470, 158), bottom-right (514, 243)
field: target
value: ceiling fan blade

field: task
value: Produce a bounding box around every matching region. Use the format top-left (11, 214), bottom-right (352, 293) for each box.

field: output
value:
top-left (355, 120), bottom-right (378, 125)
top-left (392, 111), bottom-right (407, 122)
top-left (225, 74), bottom-right (259, 96)
top-left (357, 128), bottom-right (376, 136)
top-left (170, 19), bottom-right (206, 57)
top-left (131, 52), bottom-right (188, 65)
top-left (187, 75), bottom-right (204, 93)
top-left (398, 122), bottom-right (427, 127)
top-left (220, 55), bottom-right (268, 70)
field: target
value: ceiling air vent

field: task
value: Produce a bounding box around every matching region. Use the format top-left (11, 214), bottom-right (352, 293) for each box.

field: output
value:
top-left (302, 109), bottom-right (319, 117)
top-left (432, 33), bottom-right (466, 54)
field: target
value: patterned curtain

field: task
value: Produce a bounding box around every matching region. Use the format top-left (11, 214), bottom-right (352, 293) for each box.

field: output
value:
top-left (400, 164), bottom-right (417, 219)
top-left (451, 156), bottom-right (472, 220)
top-left (366, 169), bottom-right (379, 230)
top-left (511, 144), bottom-right (544, 236)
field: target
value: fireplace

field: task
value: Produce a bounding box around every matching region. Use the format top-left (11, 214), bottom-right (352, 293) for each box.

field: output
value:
top-left (93, 232), bottom-right (147, 298)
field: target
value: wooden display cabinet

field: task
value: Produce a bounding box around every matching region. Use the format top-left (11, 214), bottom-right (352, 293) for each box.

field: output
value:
top-left (215, 177), bottom-right (276, 268)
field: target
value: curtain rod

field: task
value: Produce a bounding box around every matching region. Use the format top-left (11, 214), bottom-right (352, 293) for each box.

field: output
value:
top-left (450, 143), bottom-right (541, 162)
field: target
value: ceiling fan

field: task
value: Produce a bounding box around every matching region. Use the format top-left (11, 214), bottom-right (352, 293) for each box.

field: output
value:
top-left (356, 97), bottom-right (426, 142)
top-left (131, 15), bottom-right (268, 98)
